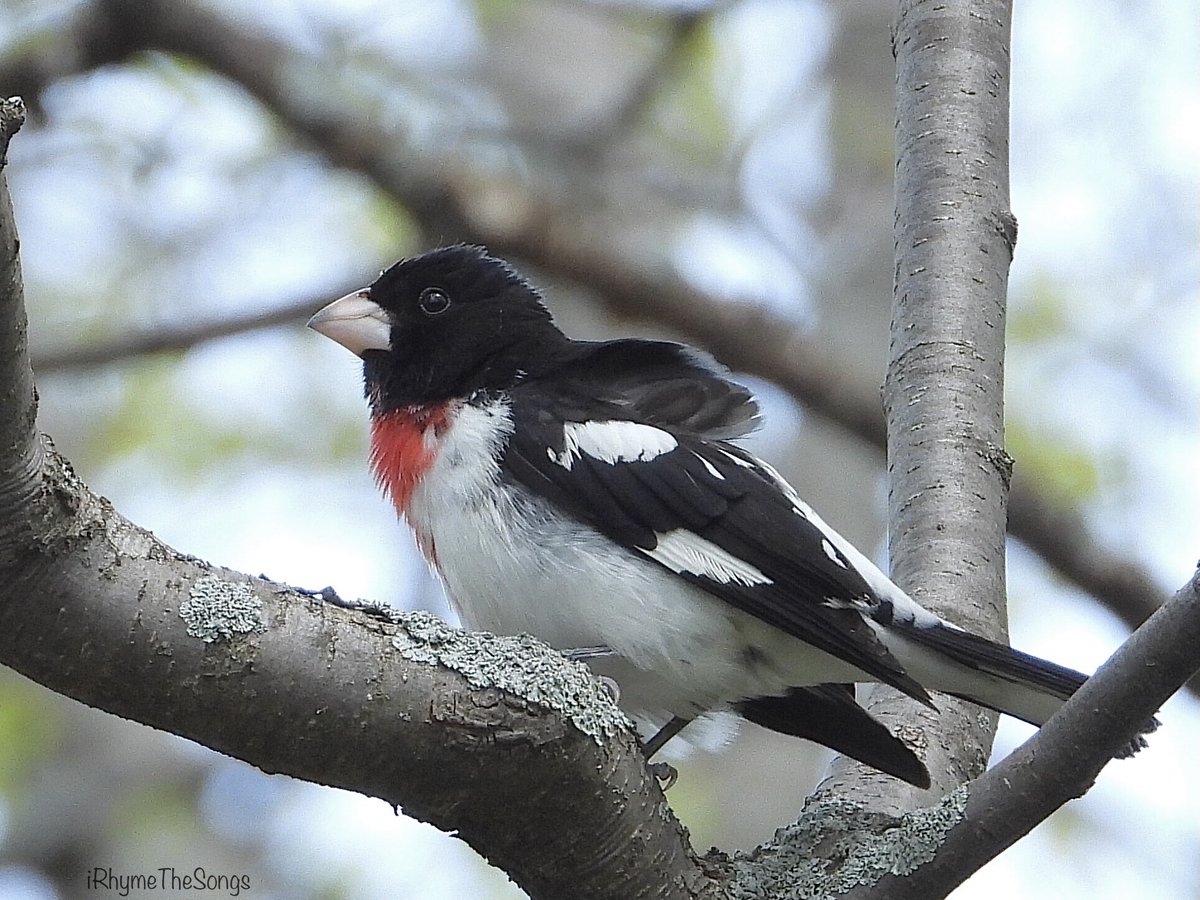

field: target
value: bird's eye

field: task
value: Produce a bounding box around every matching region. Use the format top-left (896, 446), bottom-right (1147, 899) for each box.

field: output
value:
top-left (418, 287), bottom-right (451, 316)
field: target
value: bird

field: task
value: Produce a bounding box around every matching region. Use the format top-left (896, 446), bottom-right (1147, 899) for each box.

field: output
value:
top-left (307, 243), bottom-right (1151, 788)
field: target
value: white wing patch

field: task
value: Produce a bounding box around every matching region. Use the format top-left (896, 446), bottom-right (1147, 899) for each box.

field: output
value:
top-left (822, 538), bottom-right (848, 568)
top-left (552, 420), bottom-right (678, 470)
top-left (715, 446), bottom-right (756, 468)
top-left (694, 452), bottom-right (725, 480)
top-left (647, 528), bottom-right (773, 586)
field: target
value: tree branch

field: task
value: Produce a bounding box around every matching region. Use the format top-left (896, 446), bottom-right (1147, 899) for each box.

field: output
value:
top-left (32, 287), bottom-right (357, 374)
top-left (0, 96), bottom-right (41, 537)
top-left (0, 101), bottom-right (719, 900)
top-left (591, 10), bottom-right (711, 144)
top-left (812, 0), bottom-right (1015, 817)
top-left (887, 0), bottom-right (1019, 630)
top-left (724, 564), bottom-right (1200, 900)
top-left (840, 565), bottom-right (1200, 899)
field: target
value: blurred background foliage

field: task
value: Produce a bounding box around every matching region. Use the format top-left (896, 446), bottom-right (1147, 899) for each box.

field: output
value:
top-left (0, 1), bottom-right (1197, 898)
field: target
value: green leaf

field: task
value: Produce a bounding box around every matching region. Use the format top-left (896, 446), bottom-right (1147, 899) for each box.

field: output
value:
top-left (0, 673), bottom-right (66, 795)
top-left (1009, 278), bottom-right (1071, 345)
top-left (1007, 422), bottom-right (1104, 503)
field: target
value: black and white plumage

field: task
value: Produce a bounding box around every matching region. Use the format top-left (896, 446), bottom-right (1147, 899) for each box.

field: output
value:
top-left (308, 244), bottom-right (1151, 788)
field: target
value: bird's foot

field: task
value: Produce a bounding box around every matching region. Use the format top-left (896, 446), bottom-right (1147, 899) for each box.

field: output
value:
top-left (648, 761), bottom-right (678, 790)
top-left (641, 715), bottom-right (690, 758)
top-left (294, 584), bottom-right (351, 607)
top-left (595, 675), bottom-right (621, 705)
top-left (293, 584), bottom-right (399, 621)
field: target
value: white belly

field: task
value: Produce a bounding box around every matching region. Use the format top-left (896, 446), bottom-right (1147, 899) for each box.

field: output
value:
top-left (404, 399), bottom-right (868, 724)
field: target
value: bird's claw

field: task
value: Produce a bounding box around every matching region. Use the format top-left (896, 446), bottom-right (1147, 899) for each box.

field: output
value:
top-left (295, 584), bottom-right (400, 622)
top-left (595, 675), bottom-right (621, 704)
top-left (648, 761), bottom-right (678, 789)
top-left (295, 584), bottom-right (350, 607)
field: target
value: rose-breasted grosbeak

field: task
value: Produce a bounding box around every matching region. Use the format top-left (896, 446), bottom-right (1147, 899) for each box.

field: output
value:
top-left (309, 244), bottom-right (1149, 788)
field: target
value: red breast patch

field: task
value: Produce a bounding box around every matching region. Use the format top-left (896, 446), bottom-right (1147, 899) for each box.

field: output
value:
top-left (369, 403), bottom-right (454, 517)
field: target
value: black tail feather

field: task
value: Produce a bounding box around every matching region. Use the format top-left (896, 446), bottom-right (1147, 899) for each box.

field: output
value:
top-left (897, 622), bottom-right (1158, 758)
top-left (899, 622), bottom-right (1087, 703)
top-left (737, 684), bottom-right (931, 788)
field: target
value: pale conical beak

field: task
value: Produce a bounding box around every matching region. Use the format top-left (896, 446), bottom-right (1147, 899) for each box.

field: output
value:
top-left (307, 289), bottom-right (392, 356)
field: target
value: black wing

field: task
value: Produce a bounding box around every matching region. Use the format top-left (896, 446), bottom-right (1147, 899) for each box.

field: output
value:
top-left (534, 338), bottom-right (761, 440)
top-left (502, 345), bottom-right (932, 705)
top-left (736, 685), bottom-right (930, 787)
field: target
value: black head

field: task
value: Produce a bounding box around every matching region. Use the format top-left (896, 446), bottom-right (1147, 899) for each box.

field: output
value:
top-left (309, 245), bottom-right (566, 411)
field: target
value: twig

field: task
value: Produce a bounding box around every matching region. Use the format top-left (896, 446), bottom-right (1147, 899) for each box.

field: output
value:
top-left (32, 288), bottom-right (354, 373)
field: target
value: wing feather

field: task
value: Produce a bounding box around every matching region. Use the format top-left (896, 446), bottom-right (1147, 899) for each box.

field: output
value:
top-left (503, 366), bottom-right (932, 705)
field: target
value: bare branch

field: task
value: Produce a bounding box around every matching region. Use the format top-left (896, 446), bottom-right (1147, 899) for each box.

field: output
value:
top-left (594, 10), bottom-right (711, 143)
top-left (0, 97), bottom-right (40, 518)
top-left (725, 564), bottom-right (1200, 900)
top-left (840, 566), bottom-right (1200, 900)
top-left (0, 3), bottom-right (140, 118)
top-left (32, 287), bottom-right (356, 373)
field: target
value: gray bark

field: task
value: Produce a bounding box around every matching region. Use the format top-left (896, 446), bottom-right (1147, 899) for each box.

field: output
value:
top-left (842, 568), bottom-right (1200, 900)
top-left (817, 0), bottom-right (1015, 815)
